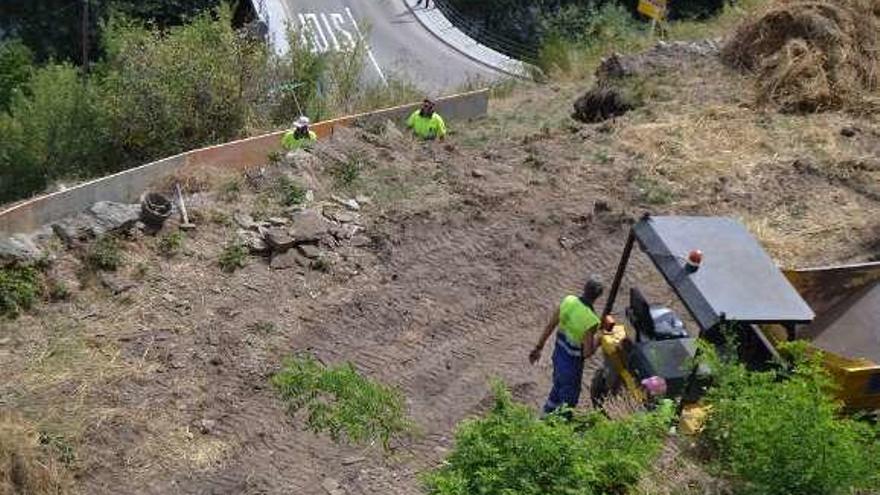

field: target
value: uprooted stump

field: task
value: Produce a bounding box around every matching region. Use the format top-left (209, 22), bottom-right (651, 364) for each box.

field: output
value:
top-left (722, 0), bottom-right (880, 112)
top-left (572, 86), bottom-right (634, 124)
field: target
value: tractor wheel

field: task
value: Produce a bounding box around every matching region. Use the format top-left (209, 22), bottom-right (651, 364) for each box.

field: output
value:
top-left (589, 361), bottom-right (621, 409)
top-left (590, 367), bottom-right (610, 409)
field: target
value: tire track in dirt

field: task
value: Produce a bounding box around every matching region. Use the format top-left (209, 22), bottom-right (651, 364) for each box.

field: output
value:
top-left (247, 197), bottom-right (638, 492)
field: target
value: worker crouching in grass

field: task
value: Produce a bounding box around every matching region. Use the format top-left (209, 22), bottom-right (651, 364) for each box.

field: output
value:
top-left (407, 98), bottom-right (447, 140)
top-left (282, 116), bottom-right (317, 151)
top-left (530, 279), bottom-right (604, 417)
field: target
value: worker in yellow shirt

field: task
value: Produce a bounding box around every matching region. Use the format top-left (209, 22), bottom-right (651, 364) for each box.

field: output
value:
top-left (530, 278), bottom-right (604, 417)
top-left (282, 116), bottom-right (317, 151)
top-left (406, 98), bottom-right (446, 140)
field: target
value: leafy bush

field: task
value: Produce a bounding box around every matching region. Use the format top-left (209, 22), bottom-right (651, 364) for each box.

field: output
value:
top-left (332, 153), bottom-right (371, 189)
top-left (100, 6), bottom-right (257, 165)
top-left (0, 265), bottom-right (40, 318)
top-left (423, 382), bottom-right (672, 495)
top-left (271, 354), bottom-right (411, 449)
top-left (218, 239), bottom-right (247, 273)
top-left (156, 231), bottom-right (184, 258)
top-left (538, 3), bottom-right (647, 75)
top-left (0, 63), bottom-right (112, 202)
top-left (46, 278), bottom-right (70, 302)
top-left (274, 175), bottom-right (307, 207)
top-left (84, 236), bottom-right (122, 272)
top-left (702, 342), bottom-right (880, 495)
top-left (0, 39), bottom-right (34, 111)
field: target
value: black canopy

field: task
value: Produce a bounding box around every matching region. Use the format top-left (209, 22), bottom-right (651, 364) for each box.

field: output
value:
top-left (632, 216), bottom-right (815, 331)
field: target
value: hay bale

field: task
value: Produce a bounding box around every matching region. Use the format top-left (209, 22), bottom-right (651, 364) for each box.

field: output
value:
top-left (722, 0), bottom-right (880, 112)
top-left (757, 39), bottom-right (835, 111)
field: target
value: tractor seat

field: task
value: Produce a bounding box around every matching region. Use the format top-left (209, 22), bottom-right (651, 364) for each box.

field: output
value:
top-left (627, 288), bottom-right (689, 341)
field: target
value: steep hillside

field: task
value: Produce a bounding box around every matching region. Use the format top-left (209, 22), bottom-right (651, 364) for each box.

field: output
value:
top-left (3, 24), bottom-right (880, 495)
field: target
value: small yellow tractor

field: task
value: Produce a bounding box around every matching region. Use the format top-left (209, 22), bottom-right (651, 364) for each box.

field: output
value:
top-left (590, 215), bottom-right (880, 432)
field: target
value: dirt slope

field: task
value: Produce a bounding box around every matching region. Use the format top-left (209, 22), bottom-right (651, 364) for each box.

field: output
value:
top-left (2, 42), bottom-right (880, 494)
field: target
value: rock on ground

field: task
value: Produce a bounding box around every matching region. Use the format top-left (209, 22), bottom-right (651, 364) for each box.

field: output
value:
top-left (0, 234), bottom-right (44, 267)
top-left (289, 209), bottom-right (333, 243)
top-left (52, 202), bottom-right (141, 245)
top-left (237, 229), bottom-right (269, 254)
top-left (264, 227), bottom-right (297, 253)
top-left (270, 250), bottom-right (310, 272)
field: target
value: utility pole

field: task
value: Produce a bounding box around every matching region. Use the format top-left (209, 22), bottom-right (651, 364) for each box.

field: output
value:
top-left (81, 0), bottom-right (89, 72)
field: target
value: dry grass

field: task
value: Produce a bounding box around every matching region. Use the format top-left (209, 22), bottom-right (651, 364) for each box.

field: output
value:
top-left (723, 0), bottom-right (880, 112)
top-left (0, 413), bottom-right (72, 495)
top-left (636, 438), bottom-right (731, 495)
top-left (597, 392), bottom-right (647, 421)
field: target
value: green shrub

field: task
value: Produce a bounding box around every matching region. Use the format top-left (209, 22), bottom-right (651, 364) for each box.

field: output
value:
top-left (100, 6), bottom-right (257, 165)
top-left (219, 177), bottom-right (242, 201)
top-left (84, 236), bottom-right (122, 272)
top-left (157, 231), bottom-right (184, 258)
top-left (0, 63), bottom-right (112, 202)
top-left (702, 342), bottom-right (880, 495)
top-left (218, 239), bottom-right (247, 273)
top-left (332, 153), bottom-right (370, 189)
top-left (538, 3), bottom-right (646, 76)
top-left (0, 39), bottom-right (34, 111)
top-left (274, 175), bottom-right (307, 207)
top-left (423, 382), bottom-right (672, 495)
top-left (271, 354), bottom-right (411, 449)
top-left (47, 278), bottom-right (70, 302)
top-left (0, 265), bottom-right (40, 318)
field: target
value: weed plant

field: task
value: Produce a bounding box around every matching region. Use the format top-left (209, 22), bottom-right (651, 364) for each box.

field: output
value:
top-left (0, 265), bottom-right (40, 317)
top-left (423, 381), bottom-right (672, 494)
top-left (218, 239), bottom-right (247, 273)
top-left (272, 354), bottom-right (411, 450)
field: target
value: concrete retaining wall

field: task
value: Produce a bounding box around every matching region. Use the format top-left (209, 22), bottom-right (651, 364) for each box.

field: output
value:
top-left (0, 89), bottom-right (489, 235)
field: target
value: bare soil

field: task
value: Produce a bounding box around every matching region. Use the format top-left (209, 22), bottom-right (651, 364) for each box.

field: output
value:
top-left (2, 46), bottom-right (879, 495)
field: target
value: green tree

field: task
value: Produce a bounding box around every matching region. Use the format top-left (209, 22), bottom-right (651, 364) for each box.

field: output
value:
top-left (99, 5), bottom-right (258, 164)
top-left (0, 0), bottom-right (225, 64)
top-left (0, 39), bottom-right (33, 111)
top-left (0, 63), bottom-right (111, 202)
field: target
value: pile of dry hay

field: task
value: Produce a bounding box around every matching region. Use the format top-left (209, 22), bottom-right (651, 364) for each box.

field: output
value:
top-left (722, 0), bottom-right (880, 112)
top-left (1, 413), bottom-right (70, 494)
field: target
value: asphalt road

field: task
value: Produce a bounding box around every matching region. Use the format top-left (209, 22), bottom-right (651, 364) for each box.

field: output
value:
top-left (278, 0), bottom-right (501, 93)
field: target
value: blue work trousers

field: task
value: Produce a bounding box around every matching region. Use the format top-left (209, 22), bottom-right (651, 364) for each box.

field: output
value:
top-left (543, 333), bottom-right (584, 415)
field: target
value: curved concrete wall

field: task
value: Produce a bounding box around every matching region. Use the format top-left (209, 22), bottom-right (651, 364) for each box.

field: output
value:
top-left (0, 89), bottom-right (489, 235)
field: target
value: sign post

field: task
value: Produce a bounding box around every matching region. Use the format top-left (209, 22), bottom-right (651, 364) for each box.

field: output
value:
top-left (638, 0), bottom-right (668, 36)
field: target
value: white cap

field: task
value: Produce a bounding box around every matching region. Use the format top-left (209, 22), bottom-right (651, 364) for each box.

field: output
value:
top-left (293, 116), bottom-right (310, 129)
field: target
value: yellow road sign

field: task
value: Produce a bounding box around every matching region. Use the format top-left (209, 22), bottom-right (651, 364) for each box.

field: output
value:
top-left (638, 0), bottom-right (667, 20)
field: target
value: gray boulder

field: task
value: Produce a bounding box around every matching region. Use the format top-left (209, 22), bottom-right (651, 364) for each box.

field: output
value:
top-left (0, 234), bottom-right (44, 267)
top-left (289, 209), bottom-right (333, 243)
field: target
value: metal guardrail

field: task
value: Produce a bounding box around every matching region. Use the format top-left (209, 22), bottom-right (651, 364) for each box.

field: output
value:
top-left (431, 0), bottom-right (539, 62)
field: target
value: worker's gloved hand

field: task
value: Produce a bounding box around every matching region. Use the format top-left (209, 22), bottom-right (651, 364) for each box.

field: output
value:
top-left (529, 346), bottom-right (542, 365)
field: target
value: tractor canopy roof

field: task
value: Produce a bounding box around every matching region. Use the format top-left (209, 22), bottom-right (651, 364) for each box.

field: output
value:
top-left (633, 216), bottom-right (815, 331)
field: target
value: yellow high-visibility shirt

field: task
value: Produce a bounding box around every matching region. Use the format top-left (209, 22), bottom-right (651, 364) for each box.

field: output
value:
top-left (282, 130), bottom-right (317, 151)
top-left (406, 110), bottom-right (447, 140)
top-left (558, 295), bottom-right (600, 347)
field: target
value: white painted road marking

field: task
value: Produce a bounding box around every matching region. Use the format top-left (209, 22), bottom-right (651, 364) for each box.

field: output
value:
top-left (346, 7), bottom-right (388, 86)
top-left (294, 9), bottom-right (387, 86)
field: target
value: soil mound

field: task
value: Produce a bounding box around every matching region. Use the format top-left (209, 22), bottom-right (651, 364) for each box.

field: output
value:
top-left (572, 87), bottom-right (633, 123)
top-left (722, 0), bottom-right (880, 112)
